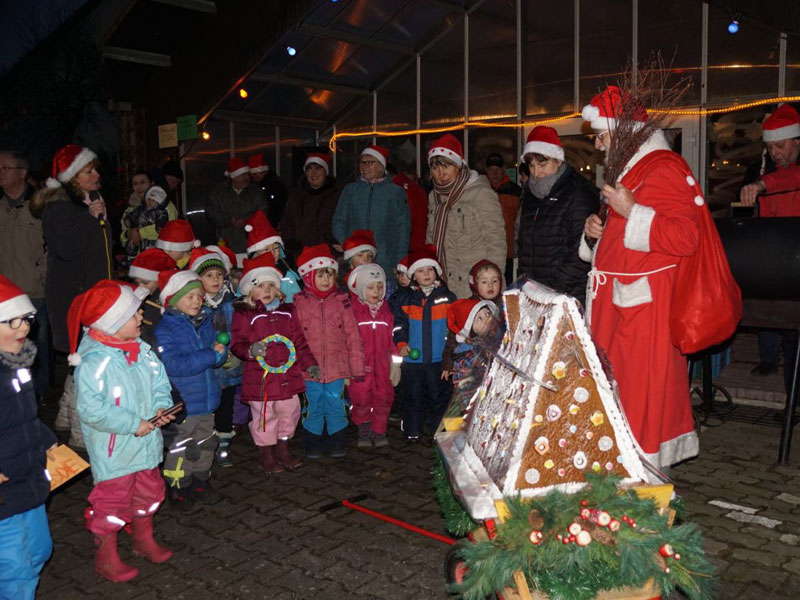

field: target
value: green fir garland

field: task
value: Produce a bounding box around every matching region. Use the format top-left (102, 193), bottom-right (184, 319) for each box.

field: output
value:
top-left (432, 452), bottom-right (478, 537)
top-left (452, 473), bottom-right (717, 600)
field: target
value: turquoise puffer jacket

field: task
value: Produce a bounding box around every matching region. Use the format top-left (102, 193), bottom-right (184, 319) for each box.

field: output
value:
top-left (75, 335), bottom-right (173, 484)
top-left (331, 177), bottom-right (410, 277)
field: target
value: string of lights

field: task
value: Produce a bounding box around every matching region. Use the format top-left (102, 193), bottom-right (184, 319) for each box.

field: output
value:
top-left (327, 95), bottom-right (800, 150)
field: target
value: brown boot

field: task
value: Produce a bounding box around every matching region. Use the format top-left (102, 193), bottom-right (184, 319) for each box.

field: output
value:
top-left (276, 438), bottom-right (303, 470)
top-left (258, 445), bottom-right (284, 474)
top-left (94, 532), bottom-right (139, 582)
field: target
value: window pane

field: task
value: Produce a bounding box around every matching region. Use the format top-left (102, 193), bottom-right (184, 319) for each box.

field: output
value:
top-left (526, 0), bottom-right (575, 115)
top-left (788, 36), bottom-right (800, 93)
top-left (467, 127), bottom-right (518, 175)
top-left (580, 1), bottom-right (632, 105)
top-left (469, 0), bottom-right (517, 120)
top-left (421, 23), bottom-right (464, 125)
top-left (378, 63), bottom-right (416, 131)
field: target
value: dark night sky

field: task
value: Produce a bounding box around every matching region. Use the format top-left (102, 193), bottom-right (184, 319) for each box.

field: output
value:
top-left (0, 0), bottom-right (88, 76)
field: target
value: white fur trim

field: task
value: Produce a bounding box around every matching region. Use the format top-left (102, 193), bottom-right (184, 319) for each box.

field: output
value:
top-left (159, 271), bottom-right (201, 306)
top-left (360, 148), bottom-right (387, 167)
top-left (456, 300), bottom-right (499, 343)
top-left (57, 147), bottom-right (97, 183)
top-left (128, 265), bottom-right (159, 282)
top-left (239, 266), bottom-right (282, 296)
top-left (612, 276), bottom-right (653, 308)
top-left (623, 203), bottom-right (655, 252)
top-left (581, 103), bottom-right (600, 123)
top-left (343, 243), bottom-right (377, 261)
top-left (0, 294), bottom-right (35, 322)
top-left (247, 235), bottom-right (282, 255)
top-left (426, 147), bottom-right (463, 168)
top-left (155, 238), bottom-right (196, 252)
top-left (694, 195), bottom-right (705, 206)
top-left (206, 245), bottom-right (232, 272)
top-left (396, 263), bottom-right (408, 274)
top-left (45, 177), bottom-right (62, 189)
top-left (408, 257), bottom-right (442, 276)
top-left (225, 165), bottom-right (250, 178)
top-left (763, 122), bottom-right (800, 142)
top-left (250, 165), bottom-right (269, 173)
top-left (642, 429), bottom-right (699, 469)
top-left (304, 156), bottom-right (329, 174)
top-left (298, 256), bottom-right (338, 276)
top-left (521, 141), bottom-right (564, 162)
top-left (68, 353), bottom-right (82, 366)
top-left (618, 130), bottom-right (671, 181)
top-left (578, 235), bottom-right (594, 263)
top-left (92, 285), bottom-right (143, 334)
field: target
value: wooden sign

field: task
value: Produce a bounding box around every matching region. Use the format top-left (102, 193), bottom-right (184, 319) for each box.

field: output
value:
top-left (46, 445), bottom-right (90, 490)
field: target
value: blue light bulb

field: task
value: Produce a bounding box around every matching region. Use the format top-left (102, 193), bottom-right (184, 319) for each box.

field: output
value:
top-left (727, 20), bottom-right (739, 34)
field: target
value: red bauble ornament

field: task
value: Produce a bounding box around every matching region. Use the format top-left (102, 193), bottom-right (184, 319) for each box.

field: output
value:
top-left (596, 510), bottom-right (611, 527)
top-left (529, 530), bottom-right (544, 545)
top-left (568, 523), bottom-right (583, 536)
top-left (659, 543), bottom-right (675, 557)
top-left (608, 519), bottom-right (620, 532)
top-left (575, 530), bottom-right (592, 546)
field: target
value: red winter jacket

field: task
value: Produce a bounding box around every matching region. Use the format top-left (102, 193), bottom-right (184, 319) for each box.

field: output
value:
top-left (230, 302), bottom-right (317, 403)
top-left (293, 290), bottom-right (365, 383)
top-left (759, 164), bottom-right (800, 217)
top-left (393, 173), bottom-right (428, 252)
top-left (350, 296), bottom-right (398, 382)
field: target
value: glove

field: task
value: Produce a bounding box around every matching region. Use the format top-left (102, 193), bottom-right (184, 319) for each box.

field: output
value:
top-left (305, 365), bottom-right (321, 380)
top-left (390, 362), bottom-right (401, 387)
top-left (249, 341), bottom-right (267, 358)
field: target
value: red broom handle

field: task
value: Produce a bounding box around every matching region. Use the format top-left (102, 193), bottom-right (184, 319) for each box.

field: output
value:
top-left (341, 499), bottom-right (456, 546)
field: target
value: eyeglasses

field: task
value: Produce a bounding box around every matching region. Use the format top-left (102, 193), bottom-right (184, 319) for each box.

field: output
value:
top-left (1, 314), bottom-right (35, 329)
top-left (359, 159), bottom-right (379, 167)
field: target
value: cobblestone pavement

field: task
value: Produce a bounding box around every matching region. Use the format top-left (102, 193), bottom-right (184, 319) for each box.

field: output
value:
top-left (36, 360), bottom-right (800, 599)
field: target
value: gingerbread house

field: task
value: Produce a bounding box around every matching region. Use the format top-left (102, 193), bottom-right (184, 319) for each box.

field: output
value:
top-left (436, 281), bottom-right (659, 520)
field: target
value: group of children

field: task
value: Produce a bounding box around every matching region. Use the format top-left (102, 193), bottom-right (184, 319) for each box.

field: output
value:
top-left (0, 211), bottom-right (508, 593)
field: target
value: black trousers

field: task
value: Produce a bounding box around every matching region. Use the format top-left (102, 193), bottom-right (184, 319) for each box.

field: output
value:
top-left (401, 362), bottom-right (452, 436)
top-left (214, 386), bottom-right (237, 433)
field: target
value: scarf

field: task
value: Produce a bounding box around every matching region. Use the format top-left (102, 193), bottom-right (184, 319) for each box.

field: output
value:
top-left (362, 175), bottom-right (386, 185)
top-left (368, 300), bottom-right (381, 318)
top-left (431, 167), bottom-right (471, 277)
top-left (528, 163), bottom-right (567, 199)
top-left (88, 329), bottom-right (141, 365)
top-left (301, 271), bottom-right (336, 299)
top-left (0, 338), bottom-right (37, 369)
top-left (166, 306), bottom-right (208, 329)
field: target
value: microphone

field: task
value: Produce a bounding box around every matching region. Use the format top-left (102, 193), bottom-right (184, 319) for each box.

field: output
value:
top-left (89, 190), bottom-right (106, 225)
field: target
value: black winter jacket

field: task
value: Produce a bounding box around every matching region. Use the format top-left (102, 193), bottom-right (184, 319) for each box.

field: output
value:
top-left (517, 167), bottom-right (600, 306)
top-left (280, 176), bottom-right (340, 267)
top-left (0, 361), bottom-right (56, 519)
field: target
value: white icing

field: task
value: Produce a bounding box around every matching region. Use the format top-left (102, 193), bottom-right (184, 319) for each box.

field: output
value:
top-left (573, 387), bottom-right (589, 403)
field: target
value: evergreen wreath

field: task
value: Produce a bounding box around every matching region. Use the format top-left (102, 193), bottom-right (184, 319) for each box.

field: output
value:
top-left (448, 473), bottom-right (716, 600)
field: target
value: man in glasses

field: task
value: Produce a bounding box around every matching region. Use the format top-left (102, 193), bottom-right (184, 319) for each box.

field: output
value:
top-left (0, 150), bottom-right (49, 402)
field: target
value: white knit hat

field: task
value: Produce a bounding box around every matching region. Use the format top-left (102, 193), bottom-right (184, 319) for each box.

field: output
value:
top-left (346, 264), bottom-right (386, 301)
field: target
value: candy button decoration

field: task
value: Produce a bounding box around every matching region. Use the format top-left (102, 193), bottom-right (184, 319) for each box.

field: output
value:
top-left (544, 459), bottom-right (555, 469)
top-left (590, 411), bottom-right (604, 426)
top-left (524, 468), bottom-right (541, 484)
top-left (546, 404), bottom-right (562, 421)
top-left (551, 361), bottom-right (567, 379)
top-left (573, 387), bottom-right (589, 403)
top-left (534, 436), bottom-right (550, 455)
top-left (573, 451), bottom-right (587, 469)
top-left (598, 436), bottom-right (614, 452)
top-left (255, 334), bottom-right (297, 374)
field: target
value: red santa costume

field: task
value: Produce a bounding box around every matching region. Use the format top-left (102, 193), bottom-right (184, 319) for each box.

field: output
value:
top-left (756, 104), bottom-right (800, 217)
top-left (579, 87), bottom-right (700, 470)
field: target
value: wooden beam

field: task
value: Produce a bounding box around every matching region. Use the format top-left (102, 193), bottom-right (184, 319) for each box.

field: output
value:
top-left (213, 109), bottom-right (326, 129)
top-left (249, 73), bottom-right (370, 96)
top-left (102, 46), bottom-right (172, 67)
top-left (297, 23), bottom-right (415, 56)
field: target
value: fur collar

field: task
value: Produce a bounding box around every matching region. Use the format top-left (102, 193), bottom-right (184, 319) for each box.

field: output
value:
top-left (617, 129), bottom-right (671, 182)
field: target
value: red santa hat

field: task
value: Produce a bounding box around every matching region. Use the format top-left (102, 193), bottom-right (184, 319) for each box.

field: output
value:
top-left (128, 248), bottom-right (176, 282)
top-left (67, 280), bottom-right (148, 365)
top-left (155, 219), bottom-right (199, 252)
top-left (360, 145), bottom-right (389, 168)
top-left (346, 263), bottom-right (386, 301)
top-left (427, 134), bottom-right (464, 168)
top-left (447, 299), bottom-right (499, 343)
top-left (296, 244), bottom-right (338, 276)
top-left (158, 270), bottom-right (202, 307)
top-left (582, 85), bottom-right (648, 132)
top-left (762, 104), bottom-right (800, 142)
top-left (342, 229), bottom-right (378, 261)
top-left (248, 154), bottom-right (270, 174)
top-left (189, 247), bottom-right (226, 275)
top-left (521, 126), bottom-right (565, 162)
top-left (304, 152), bottom-right (330, 174)
top-left (45, 144), bottom-right (97, 189)
top-left (0, 275), bottom-right (36, 323)
top-left (239, 252), bottom-right (283, 296)
top-left (225, 157), bottom-right (250, 178)
top-left (396, 254), bottom-right (411, 275)
top-left (407, 244), bottom-right (442, 277)
top-left (244, 211), bottom-right (282, 254)
top-left (206, 244), bottom-right (237, 272)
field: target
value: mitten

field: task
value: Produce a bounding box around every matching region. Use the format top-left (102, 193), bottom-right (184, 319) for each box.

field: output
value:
top-left (305, 365), bottom-right (321, 380)
top-left (249, 341), bottom-right (267, 358)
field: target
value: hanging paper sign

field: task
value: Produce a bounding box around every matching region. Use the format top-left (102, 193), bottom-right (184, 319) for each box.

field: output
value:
top-left (158, 123), bottom-right (178, 148)
top-left (177, 114), bottom-right (198, 141)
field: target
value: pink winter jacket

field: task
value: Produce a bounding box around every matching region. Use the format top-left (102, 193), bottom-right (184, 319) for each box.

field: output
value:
top-left (293, 290), bottom-right (365, 383)
top-left (350, 296), bottom-right (398, 383)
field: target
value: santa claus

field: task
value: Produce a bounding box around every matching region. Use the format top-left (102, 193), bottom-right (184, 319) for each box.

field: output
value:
top-left (580, 86), bottom-right (700, 472)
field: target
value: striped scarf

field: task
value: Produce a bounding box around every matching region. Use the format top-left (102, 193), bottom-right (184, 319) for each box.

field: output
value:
top-left (431, 167), bottom-right (471, 278)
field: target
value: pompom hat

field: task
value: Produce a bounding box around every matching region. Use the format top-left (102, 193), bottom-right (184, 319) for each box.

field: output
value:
top-left (67, 280), bottom-right (148, 365)
top-left (128, 248), bottom-right (175, 282)
top-left (239, 252), bottom-right (283, 296)
top-left (296, 244), bottom-right (338, 276)
top-left (427, 134), bottom-right (464, 168)
top-left (0, 275), bottom-right (36, 322)
top-left (342, 229), bottom-right (378, 261)
top-left (582, 85), bottom-right (648, 132)
top-left (521, 126), bottom-right (564, 162)
top-left (244, 211), bottom-right (282, 254)
top-left (347, 264), bottom-right (386, 301)
top-left (45, 144), bottom-right (97, 189)
top-left (225, 157), bottom-right (250, 178)
top-left (762, 104), bottom-right (800, 142)
top-left (155, 219), bottom-right (199, 252)
top-left (447, 299), bottom-right (499, 343)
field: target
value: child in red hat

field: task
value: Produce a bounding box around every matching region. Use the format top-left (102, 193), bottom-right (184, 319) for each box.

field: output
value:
top-left (155, 219), bottom-right (198, 268)
top-left (70, 280), bottom-right (176, 582)
top-left (229, 253), bottom-right (318, 473)
top-left (0, 275), bottom-right (57, 598)
top-left (127, 248), bottom-right (176, 347)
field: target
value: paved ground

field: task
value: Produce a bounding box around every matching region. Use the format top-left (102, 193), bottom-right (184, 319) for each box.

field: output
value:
top-left (35, 340), bottom-right (800, 599)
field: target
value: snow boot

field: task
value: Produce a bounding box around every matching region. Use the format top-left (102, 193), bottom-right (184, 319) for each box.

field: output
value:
top-left (357, 423), bottom-right (373, 448)
top-left (131, 516), bottom-right (172, 564)
top-left (276, 438), bottom-right (303, 470)
top-left (258, 445), bottom-right (284, 474)
top-left (94, 532), bottom-right (139, 582)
